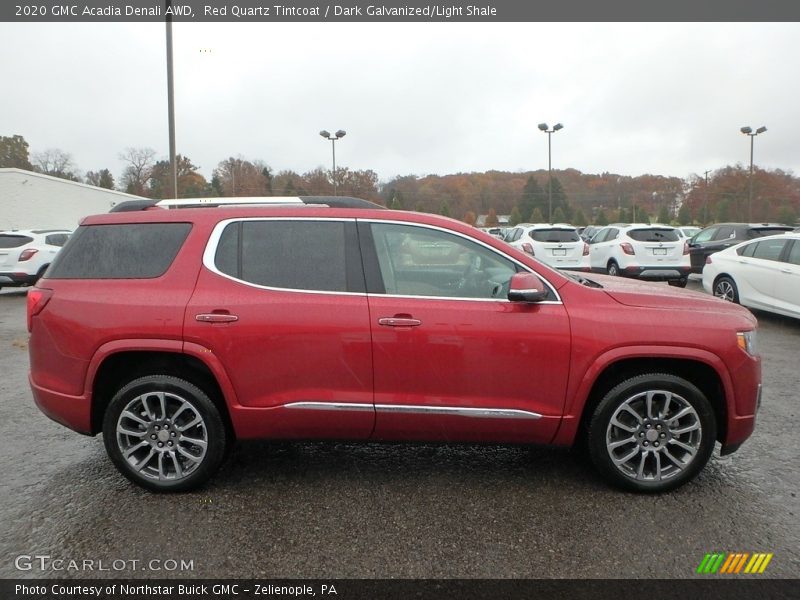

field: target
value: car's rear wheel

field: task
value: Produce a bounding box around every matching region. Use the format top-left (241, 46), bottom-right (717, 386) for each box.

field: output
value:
top-left (102, 375), bottom-right (226, 492)
top-left (713, 276), bottom-right (739, 304)
top-left (607, 261), bottom-right (621, 277)
top-left (587, 373), bottom-right (716, 493)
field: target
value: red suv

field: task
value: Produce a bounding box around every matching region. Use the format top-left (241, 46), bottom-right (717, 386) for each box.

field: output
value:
top-left (28, 197), bottom-right (761, 493)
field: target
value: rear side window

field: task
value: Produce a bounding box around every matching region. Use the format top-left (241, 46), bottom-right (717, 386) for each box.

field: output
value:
top-left (0, 235), bottom-right (33, 248)
top-left (530, 229), bottom-right (580, 243)
top-left (750, 238), bottom-right (788, 262)
top-left (47, 223), bottom-right (191, 279)
top-left (213, 220), bottom-right (357, 293)
top-left (45, 233), bottom-right (69, 247)
top-left (628, 228), bottom-right (679, 242)
top-left (748, 227), bottom-right (793, 239)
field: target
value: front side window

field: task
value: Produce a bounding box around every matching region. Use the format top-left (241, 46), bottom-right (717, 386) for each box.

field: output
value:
top-left (214, 219), bottom-right (355, 293)
top-left (715, 226), bottom-right (735, 240)
top-left (369, 223), bottom-right (517, 299)
top-left (693, 228), bottom-right (717, 243)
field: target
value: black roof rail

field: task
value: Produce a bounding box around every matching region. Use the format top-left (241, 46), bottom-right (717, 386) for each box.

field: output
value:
top-left (110, 199), bottom-right (159, 212)
top-left (298, 196), bottom-right (385, 209)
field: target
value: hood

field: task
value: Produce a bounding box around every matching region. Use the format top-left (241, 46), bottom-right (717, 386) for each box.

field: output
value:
top-left (588, 274), bottom-right (757, 324)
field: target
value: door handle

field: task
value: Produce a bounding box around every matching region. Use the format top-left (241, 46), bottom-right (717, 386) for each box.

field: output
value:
top-left (196, 313), bottom-right (239, 323)
top-left (780, 269), bottom-right (792, 274)
top-left (378, 317), bottom-right (421, 327)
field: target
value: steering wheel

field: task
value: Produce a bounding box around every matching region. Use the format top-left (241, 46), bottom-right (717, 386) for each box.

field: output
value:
top-left (456, 255), bottom-right (482, 291)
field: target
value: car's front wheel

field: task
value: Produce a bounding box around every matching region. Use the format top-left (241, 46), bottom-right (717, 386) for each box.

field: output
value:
top-left (587, 373), bottom-right (716, 493)
top-left (102, 375), bottom-right (227, 492)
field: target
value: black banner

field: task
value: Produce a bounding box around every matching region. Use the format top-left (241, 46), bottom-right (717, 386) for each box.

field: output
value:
top-left (2, 0), bottom-right (799, 22)
top-left (2, 579), bottom-right (798, 600)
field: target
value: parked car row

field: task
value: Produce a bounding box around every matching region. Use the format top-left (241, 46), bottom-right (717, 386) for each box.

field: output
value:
top-left (0, 229), bottom-right (71, 290)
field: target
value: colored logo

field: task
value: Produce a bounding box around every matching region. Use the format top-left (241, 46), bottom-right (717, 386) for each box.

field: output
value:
top-left (697, 552), bottom-right (773, 574)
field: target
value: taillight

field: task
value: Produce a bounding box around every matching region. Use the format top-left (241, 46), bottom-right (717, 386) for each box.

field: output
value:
top-left (582, 242), bottom-right (589, 256)
top-left (522, 243), bottom-right (534, 256)
top-left (27, 288), bottom-right (53, 332)
top-left (683, 241), bottom-right (690, 255)
top-left (19, 248), bottom-right (38, 261)
top-left (620, 242), bottom-right (635, 255)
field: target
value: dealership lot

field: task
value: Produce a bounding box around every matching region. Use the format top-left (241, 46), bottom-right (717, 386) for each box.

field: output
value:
top-left (1, 283), bottom-right (798, 579)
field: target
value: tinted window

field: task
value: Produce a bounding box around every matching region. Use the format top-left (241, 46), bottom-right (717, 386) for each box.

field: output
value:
top-left (370, 223), bottom-right (517, 299)
top-left (47, 223), bottom-right (191, 279)
top-left (530, 229), bottom-right (580, 243)
top-left (737, 242), bottom-right (757, 257)
top-left (215, 220), bottom-right (350, 293)
top-left (628, 228), bottom-right (680, 242)
top-left (751, 239), bottom-right (788, 262)
top-left (591, 228), bottom-right (610, 243)
top-left (45, 233), bottom-right (69, 247)
top-left (787, 241), bottom-right (800, 266)
top-left (693, 227), bottom-right (717, 243)
top-left (0, 235), bottom-right (33, 248)
top-left (715, 226), bottom-right (735, 240)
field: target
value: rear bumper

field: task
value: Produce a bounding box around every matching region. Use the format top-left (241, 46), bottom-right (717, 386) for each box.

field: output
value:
top-left (0, 272), bottom-right (37, 286)
top-left (623, 265), bottom-right (692, 280)
top-left (29, 374), bottom-right (93, 435)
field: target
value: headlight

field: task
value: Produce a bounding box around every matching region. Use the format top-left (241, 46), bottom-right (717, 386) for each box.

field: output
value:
top-left (737, 330), bottom-right (758, 356)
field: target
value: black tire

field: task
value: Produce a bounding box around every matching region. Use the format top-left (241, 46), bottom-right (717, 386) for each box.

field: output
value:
top-left (668, 278), bottom-right (688, 288)
top-left (606, 261), bottom-right (621, 277)
top-left (587, 373), bottom-right (716, 493)
top-left (713, 275), bottom-right (739, 304)
top-left (102, 375), bottom-right (227, 492)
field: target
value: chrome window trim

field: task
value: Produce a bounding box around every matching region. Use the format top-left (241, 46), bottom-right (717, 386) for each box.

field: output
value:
top-left (202, 216), bottom-right (562, 304)
top-left (284, 402), bottom-right (542, 420)
top-left (363, 218), bottom-right (562, 304)
top-left (202, 217), bottom-right (366, 297)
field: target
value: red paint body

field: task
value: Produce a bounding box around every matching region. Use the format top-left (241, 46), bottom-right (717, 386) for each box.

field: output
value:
top-left (28, 207), bottom-right (761, 454)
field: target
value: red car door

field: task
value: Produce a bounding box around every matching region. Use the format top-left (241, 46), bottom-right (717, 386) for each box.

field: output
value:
top-left (360, 220), bottom-right (571, 444)
top-left (183, 217), bottom-right (374, 440)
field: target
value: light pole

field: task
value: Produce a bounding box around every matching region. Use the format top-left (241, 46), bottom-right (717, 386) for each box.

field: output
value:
top-left (319, 129), bottom-right (346, 196)
top-left (740, 126), bottom-right (766, 222)
top-left (537, 122), bottom-right (564, 222)
top-left (165, 0), bottom-right (178, 199)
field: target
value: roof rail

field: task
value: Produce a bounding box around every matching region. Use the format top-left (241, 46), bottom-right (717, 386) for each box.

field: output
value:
top-left (110, 196), bottom-right (385, 212)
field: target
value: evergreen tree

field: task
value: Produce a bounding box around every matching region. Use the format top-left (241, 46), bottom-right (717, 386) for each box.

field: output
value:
top-left (547, 176), bottom-right (570, 221)
top-left (657, 205), bottom-right (671, 224)
top-left (509, 206), bottom-right (523, 226)
top-left (776, 204), bottom-right (797, 226)
top-left (518, 176), bottom-right (545, 222)
top-left (677, 203), bottom-right (692, 225)
top-left (573, 208), bottom-right (588, 227)
top-left (530, 207), bottom-right (545, 223)
top-left (595, 209), bottom-right (609, 226)
top-left (552, 207), bottom-right (567, 223)
top-left (440, 201), bottom-right (451, 217)
top-left (715, 198), bottom-right (732, 222)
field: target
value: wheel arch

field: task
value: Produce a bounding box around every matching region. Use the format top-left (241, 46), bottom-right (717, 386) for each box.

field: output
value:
top-left (90, 349), bottom-right (234, 439)
top-left (557, 353), bottom-right (729, 448)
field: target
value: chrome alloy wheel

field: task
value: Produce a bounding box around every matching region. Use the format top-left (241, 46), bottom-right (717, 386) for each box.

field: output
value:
top-left (714, 279), bottom-right (736, 302)
top-left (115, 391), bottom-right (208, 482)
top-left (605, 390), bottom-right (702, 482)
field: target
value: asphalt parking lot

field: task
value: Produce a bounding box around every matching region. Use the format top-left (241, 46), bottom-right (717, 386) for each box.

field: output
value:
top-left (1, 281), bottom-right (798, 579)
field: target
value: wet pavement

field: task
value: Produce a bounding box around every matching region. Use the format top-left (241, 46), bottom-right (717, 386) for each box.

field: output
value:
top-left (1, 284), bottom-right (798, 579)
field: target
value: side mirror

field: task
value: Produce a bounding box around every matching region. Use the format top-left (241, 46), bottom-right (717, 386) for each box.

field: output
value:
top-left (507, 272), bottom-right (548, 302)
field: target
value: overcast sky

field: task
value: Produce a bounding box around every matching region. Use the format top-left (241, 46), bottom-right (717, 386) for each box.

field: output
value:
top-left (3, 22), bottom-right (799, 185)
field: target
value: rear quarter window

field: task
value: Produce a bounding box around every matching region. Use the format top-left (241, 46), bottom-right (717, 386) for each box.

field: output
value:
top-left (628, 229), bottom-right (679, 242)
top-left (47, 223), bottom-right (192, 279)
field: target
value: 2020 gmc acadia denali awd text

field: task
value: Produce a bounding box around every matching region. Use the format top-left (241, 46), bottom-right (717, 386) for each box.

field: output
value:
top-left (27, 197), bottom-right (761, 493)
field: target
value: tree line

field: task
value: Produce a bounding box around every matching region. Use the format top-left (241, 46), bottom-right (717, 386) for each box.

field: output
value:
top-left (2, 133), bottom-right (798, 226)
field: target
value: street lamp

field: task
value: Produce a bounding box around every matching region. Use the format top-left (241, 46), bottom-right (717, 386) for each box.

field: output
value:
top-left (538, 122), bottom-right (564, 222)
top-left (740, 125), bottom-right (767, 222)
top-left (319, 129), bottom-right (346, 196)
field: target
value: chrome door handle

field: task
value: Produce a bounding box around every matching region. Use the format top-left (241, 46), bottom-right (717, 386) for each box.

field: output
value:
top-left (196, 313), bottom-right (239, 323)
top-left (378, 317), bottom-right (421, 327)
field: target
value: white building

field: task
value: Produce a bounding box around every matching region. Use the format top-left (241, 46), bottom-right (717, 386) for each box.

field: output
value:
top-left (0, 168), bottom-right (144, 230)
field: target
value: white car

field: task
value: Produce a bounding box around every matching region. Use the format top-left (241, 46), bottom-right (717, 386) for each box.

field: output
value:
top-left (588, 224), bottom-right (692, 287)
top-left (504, 224), bottom-right (589, 271)
top-left (0, 229), bottom-right (71, 290)
top-left (677, 226), bottom-right (701, 239)
top-left (702, 232), bottom-right (800, 320)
